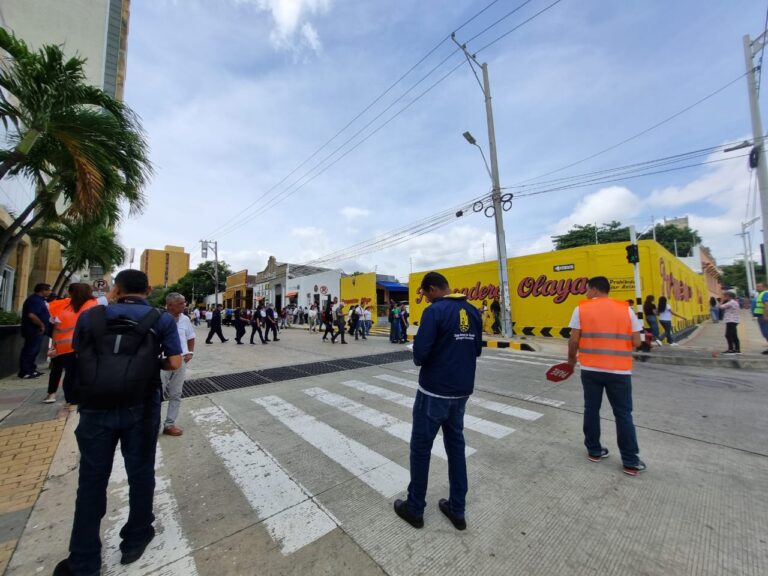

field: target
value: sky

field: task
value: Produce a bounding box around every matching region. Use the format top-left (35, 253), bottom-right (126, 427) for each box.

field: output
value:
top-left (115, 0), bottom-right (767, 281)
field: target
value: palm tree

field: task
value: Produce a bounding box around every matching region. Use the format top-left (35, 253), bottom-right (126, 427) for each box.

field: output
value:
top-left (30, 219), bottom-right (126, 294)
top-left (0, 29), bottom-right (151, 273)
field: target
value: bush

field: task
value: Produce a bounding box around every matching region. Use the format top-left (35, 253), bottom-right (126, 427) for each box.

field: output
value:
top-left (0, 311), bottom-right (20, 325)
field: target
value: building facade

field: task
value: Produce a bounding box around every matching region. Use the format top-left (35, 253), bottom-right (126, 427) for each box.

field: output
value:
top-left (0, 0), bottom-right (131, 306)
top-left (140, 245), bottom-right (190, 288)
top-left (408, 240), bottom-right (709, 337)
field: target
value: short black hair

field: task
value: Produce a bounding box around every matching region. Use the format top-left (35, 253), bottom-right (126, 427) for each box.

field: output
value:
top-left (114, 269), bottom-right (149, 294)
top-left (420, 271), bottom-right (449, 292)
top-left (587, 276), bottom-right (610, 294)
top-left (34, 283), bottom-right (51, 293)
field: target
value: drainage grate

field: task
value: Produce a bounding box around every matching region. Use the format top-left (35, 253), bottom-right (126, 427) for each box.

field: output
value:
top-left (181, 350), bottom-right (414, 399)
top-left (181, 378), bottom-right (221, 398)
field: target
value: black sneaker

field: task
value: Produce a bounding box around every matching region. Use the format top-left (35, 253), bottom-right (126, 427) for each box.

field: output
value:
top-left (52, 559), bottom-right (74, 576)
top-left (587, 448), bottom-right (609, 462)
top-left (762, 349), bottom-right (768, 355)
top-left (623, 460), bottom-right (647, 477)
top-left (438, 498), bottom-right (467, 530)
top-left (120, 528), bottom-right (155, 564)
top-left (393, 499), bottom-right (423, 528)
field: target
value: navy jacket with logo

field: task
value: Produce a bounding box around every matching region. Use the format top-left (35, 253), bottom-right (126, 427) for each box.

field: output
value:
top-left (413, 294), bottom-right (482, 397)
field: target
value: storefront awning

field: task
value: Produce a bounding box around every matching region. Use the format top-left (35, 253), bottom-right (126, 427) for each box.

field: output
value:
top-left (377, 281), bottom-right (408, 293)
top-left (286, 291), bottom-right (299, 298)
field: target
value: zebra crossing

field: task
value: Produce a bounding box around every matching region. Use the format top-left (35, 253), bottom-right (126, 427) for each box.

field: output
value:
top-left (93, 370), bottom-right (550, 573)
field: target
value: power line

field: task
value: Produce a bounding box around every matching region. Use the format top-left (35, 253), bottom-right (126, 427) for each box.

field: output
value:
top-left (204, 0), bottom-right (565, 242)
top-left (515, 71), bottom-right (749, 185)
top-left (202, 0), bottom-right (509, 241)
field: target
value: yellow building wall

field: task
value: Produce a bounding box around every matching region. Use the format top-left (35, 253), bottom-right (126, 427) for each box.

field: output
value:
top-left (141, 246), bottom-right (189, 287)
top-left (409, 240), bottom-right (708, 337)
top-left (340, 273), bottom-right (377, 309)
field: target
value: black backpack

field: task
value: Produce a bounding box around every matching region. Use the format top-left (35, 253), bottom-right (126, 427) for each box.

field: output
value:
top-left (77, 305), bottom-right (162, 409)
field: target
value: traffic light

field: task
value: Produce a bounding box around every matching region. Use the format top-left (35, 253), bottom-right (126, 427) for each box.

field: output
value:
top-left (625, 244), bottom-right (639, 264)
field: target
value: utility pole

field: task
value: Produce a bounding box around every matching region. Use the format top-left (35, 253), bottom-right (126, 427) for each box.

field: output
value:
top-left (200, 240), bottom-right (220, 307)
top-left (743, 32), bottom-right (768, 283)
top-left (740, 216), bottom-right (760, 295)
top-left (629, 226), bottom-right (643, 319)
top-left (454, 34), bottom-right (513, 338)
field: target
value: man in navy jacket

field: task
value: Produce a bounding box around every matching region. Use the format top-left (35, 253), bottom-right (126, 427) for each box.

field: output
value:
top-left (394, 271), bottom-right (482, 530)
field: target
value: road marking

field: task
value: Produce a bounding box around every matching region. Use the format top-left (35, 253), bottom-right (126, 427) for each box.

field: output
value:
top-left (374, 374), bottom-right (543, 422)
top-left (480, 356), bottom-right (554, 367)
top-left (402, 369), bottom-right (419, 375)
top-left (105, 445), bottom-right (198, 576)
top-left (252, 395), bottom-right (409, 498)
top-left (341, 380), bottom-right (514, 439)
top-left (303, 387), bottom-right (476, 460)
top-left (191, 405), bottom-right (338, 555)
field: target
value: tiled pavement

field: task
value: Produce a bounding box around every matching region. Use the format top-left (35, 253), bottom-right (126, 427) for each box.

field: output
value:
top-left (0, 418), bottom-right (67, 574)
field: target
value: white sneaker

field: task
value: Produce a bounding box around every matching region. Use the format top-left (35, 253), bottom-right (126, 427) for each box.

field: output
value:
top-left (655, 339), bottom-right (663, 346)
top-left (670, 342), bottom-right (679, 347)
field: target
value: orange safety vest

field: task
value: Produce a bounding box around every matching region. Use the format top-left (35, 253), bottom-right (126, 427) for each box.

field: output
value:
top-left (577, 298), bottom-right (634, 372)
top-left (50, 298), bottom-right (98, 355)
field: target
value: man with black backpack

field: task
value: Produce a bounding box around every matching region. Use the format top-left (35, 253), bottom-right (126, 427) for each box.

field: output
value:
top-left (54, 270), bottom-right (182, 576)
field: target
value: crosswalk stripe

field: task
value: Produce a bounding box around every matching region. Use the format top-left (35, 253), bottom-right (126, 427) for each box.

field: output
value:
top-left (341, 380), bottom-right (514, 439)
top-left (191, 405), bottom-right (338, 555)
top-left (303, 387), bottom-right (477, 460)
top-left (374, 374), bottom-right (543, 422)
top-left (480, 356), bottom-right (554, 367)
top-left (402, 369), bottom-right (419, 375)
top-left (253, 395), bottom-right (409, 498)
top-left (105, 445), bottom-right (199, 576)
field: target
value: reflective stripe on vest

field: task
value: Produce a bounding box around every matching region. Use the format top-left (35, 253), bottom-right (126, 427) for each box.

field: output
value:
top-left (577, 298), bottom-right (634, 371)
top-left (755, 291), bottom-right (768, 315)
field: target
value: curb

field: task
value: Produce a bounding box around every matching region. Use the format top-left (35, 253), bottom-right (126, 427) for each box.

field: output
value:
top-left (632, 352), bottom-right (768, 371)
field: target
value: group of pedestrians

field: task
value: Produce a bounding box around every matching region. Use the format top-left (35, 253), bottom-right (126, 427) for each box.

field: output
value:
top-left (388, 300), bottom-right (409, 343)
top-left (642, 295), bottom-right (682, 346)
top-left (204, 303), bottom-right (280, 345)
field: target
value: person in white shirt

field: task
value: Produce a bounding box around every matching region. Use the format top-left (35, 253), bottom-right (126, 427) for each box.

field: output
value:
top-left (353, 304), bottom-right (366, 340)
top-left (161, 293), bottom-right (195, 436)
top-left (656, 296), bottom-right (683, 346)
top-left (363, 306), bottom-right (373, 336)
top-left (308, 305), bottom-right (318, 331)
top-left (205, 308), bottom-right (213, 328)
top-left (192, 307), bottom-right (200, 326)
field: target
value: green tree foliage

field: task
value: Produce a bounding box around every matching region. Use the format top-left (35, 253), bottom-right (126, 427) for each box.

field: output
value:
top-left (552, 221), bottom-right (629, 250)
top-left (0, 29), bottom-right (151, 272)
top-left (719, 261), bottom-right (766, 294)
top-left (162, 261), bottom-right (233, 307)
top-left (553, 220), bottom-right (703, 256)
top-left (638, 224), bottom-right (702, 257)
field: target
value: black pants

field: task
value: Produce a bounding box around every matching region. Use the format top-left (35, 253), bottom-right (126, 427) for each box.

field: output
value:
top-left (250, 324), bottom-right (266, 344)
top-left (265, 323), bottom-right (278, 341)
top-left (234, 322), bottom-right (246, 343)
top-left (206, 325), bottom-right (226, 343)
top-left (18, 333), bottom-right (43, 377)
top-left (322, 321), bottom-right (334, 340)
top-left (47, 352), bottom-right (79, 403)
top-left (725, 322), bottom-right (740, 352)
top-left (331, 320), bottom-right (346, 343)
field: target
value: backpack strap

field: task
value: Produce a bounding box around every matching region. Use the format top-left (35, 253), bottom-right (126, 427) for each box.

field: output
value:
top-left (89, 305), bottom-right (108, 352)
top-left (117, 308), bottom-right (161, 355)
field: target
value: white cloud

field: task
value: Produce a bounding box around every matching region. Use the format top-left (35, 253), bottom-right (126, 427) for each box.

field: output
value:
top-left (237, 0), bottom-right (330, 52)
top-left (552, 186), bottom-right (643, 233)
top-left (340, 206), bottom-right (370, 220)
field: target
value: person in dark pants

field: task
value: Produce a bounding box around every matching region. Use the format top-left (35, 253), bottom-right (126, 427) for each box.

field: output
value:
top-left (394, 272), bottom-right (482, 531)
top-left (18, 283), bottom-right (52, 379)
top-left (233, 308), bottom-right (246, 344)
top-left (331, 302), bottom-right (347, 344)
top-left (204, 304), bottom-right (228, 344)
top-left (718, 291), bottom-right (741, 354)
top-left (250, 304), bottom-right (267, 344)
top-left (567, 276), bottom-right (646, 476)
top-left (53, 270), bottom-right (182, 576)
top-left (321, 298), bottom-right (336, 341)
top-left (264, 304), bottom-right (280, 342)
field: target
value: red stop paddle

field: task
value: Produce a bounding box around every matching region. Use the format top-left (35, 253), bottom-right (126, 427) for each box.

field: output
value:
top-left (545, 362), bottom-right (574, 382)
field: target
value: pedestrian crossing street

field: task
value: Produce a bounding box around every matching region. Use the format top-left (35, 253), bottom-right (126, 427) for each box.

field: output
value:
top-left (99, 368), bottom-right (560, 574)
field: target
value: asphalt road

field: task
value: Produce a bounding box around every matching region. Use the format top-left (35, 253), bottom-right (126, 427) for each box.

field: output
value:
top-left (7, 331), bottom-right (768, 576)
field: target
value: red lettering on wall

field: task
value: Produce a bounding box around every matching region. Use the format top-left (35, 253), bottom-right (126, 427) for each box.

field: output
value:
top-left (659, 258), bottom-right (692, 302)
top-left (517, 275), bottom-right (588, 304)
top-left (415, 282), bottom-right (500, 305)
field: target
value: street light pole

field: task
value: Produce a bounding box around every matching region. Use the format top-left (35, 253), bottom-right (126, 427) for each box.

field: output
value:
top-left (743, 32), bottom-right (768, 283)
top-left (200, 240), bottom-right (220, 307)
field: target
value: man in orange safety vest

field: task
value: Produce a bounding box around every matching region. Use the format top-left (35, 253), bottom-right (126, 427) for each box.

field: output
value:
top-left (566, 276), bottom-right (646, 476)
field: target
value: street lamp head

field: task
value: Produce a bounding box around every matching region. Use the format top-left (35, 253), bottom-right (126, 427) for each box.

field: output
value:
top-left (463, 131), bottom-right (477, 145)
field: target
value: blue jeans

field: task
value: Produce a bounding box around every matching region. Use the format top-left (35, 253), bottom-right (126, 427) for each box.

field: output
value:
top-left (391, 320), bottom-right (402, 342)
top-left (67, 391), bottom-right (161, 576)
top-left (758, 316), bottom-right (768, 340)
top-left (660, 320), bottom-right (674, 344)
top-left (18, 332), bottom-right (43, 377)
top-left (646, 315), bottom-right (660, 340)
top-left (581, 370), bottom-right (640, 467)
top-left (407, 391), bottom-right (469, 518)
